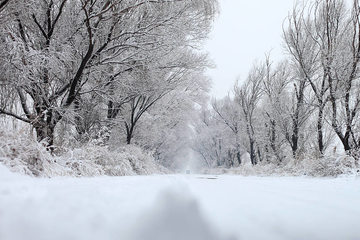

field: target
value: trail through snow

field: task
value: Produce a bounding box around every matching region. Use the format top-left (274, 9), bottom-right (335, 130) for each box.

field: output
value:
top-left (0, 164), bottom-right (359, 240)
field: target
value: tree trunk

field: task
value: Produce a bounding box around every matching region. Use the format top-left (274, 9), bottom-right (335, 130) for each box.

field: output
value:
top-left (341, 133), bottom-right (351, 152)
top-left (32, 107), bottom-right (63, 151)
top-left (291, 129), bottom-right (298, 158)
top-left (34, 121), bottom-right (56, 150)
top-left (329, 80), bottom-right (353, 153)
top-left (291, 113), bottom-right (300, 157)
top-left (249, 138), bottom-right (257, 165)
top-left (236, 150), bottom-right (241, 165)
top-left (317, 106), bottom-right (324, 155)
top-left (74, 96), bottom-right (86, 136)
top-left (107, 100), bottom-right (120, 119)
top-left (235, 138), bottom-right (242, 165)
top-left (125, 122), bottom-right (134, 145)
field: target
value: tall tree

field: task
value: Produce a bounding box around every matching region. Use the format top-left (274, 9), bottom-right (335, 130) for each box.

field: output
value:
top-left (234, 63), bottom-right (264, 165)
top-left (325, 0), bottom-right (360, 153)
top-left (261, 58), bottom-right (292, 163)
top-left (284, 2), bottom-right (328, 155)
top-left (285, 0), bottom-right (360, 154)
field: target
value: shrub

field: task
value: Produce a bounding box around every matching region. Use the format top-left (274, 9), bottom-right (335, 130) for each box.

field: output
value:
top-left (0, 127), bottom-right (168, 177)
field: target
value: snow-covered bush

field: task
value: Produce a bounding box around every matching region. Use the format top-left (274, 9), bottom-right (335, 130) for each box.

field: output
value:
top-left (65, 145), bottom-right (136, 177)
top-left (295, 155), bottom-right (358, 177)
top-left (201, 152), bottom-right (360, 178)
top-left (0, 127), bottom-right (168, 177)
top-left (0, 128), bottom-right (70, 177)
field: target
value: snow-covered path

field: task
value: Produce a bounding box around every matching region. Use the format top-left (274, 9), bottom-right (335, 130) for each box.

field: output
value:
top-left (0, 166), bottom-right (359, 240)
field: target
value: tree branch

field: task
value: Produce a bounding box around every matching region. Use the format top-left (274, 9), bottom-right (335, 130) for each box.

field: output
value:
top-left (32, 14), bottom-right (48, 40)
top-left (0, 109), bottom-right (31, 123)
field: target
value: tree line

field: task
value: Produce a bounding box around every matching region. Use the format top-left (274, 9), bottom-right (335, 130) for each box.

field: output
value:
top-left (192, 0), bottom-right (360, 168)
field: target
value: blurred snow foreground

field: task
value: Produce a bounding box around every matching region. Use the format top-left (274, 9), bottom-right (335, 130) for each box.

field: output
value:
top-left (0, 164), bottom-right (235, 240)
top-left (1, 165), bottom-right (360, 240)
top-left (128, 183), bottom-right (235, 240)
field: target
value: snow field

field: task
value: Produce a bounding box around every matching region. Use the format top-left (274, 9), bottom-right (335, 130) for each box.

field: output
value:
top-left (188, 176), bottom-right (360, 240)
top-left (0, 164), bottom-right (359, 240)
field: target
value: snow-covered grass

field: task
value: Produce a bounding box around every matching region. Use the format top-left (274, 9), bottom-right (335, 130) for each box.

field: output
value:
top-left (202, 153), bottom-right (360, 178)
top-left (0, 166), bottom-right (359, 240)
top-left (0, 128), bottom-right (168, 177)
top-left (1, 126), bottom-right (359, 179)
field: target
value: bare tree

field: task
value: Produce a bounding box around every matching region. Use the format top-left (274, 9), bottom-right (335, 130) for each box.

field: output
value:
top-left (291, 0), bottom-right (360, 154)
top-left (284, 2), bottom-right (328, 155)
top-left (283, 0), bottom-right (360, 157)
top-left (261, 58), bottom-right (292, 163)
top-left (234, 63), bottom-right (264, 165)
top-left (325, 0), bottom-right (360, 153)
top-left (111, 49), bottom-right (212, 145)
top-left (212, 96), bottom-right (243, 166)
top-left (191, 108), bottom-right (232, 168)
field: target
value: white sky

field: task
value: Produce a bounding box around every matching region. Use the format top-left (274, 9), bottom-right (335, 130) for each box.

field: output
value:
top-left (205, 0), bottom-right (295, 98)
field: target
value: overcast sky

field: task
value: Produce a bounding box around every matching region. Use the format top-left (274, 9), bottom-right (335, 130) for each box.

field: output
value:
top-left (204, 0), bottom-right (295, 98)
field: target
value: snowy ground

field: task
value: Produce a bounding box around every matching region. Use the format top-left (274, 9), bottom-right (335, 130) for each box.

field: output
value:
top-left (0, 164), bottom-right (360, 240)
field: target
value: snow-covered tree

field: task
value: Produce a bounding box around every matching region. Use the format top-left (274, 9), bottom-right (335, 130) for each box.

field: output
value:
top-left (234, 63), bottom-right (264, 165)
top-left (260, 58), bottom-right (292, 163)
top-left (212, 96), bottom-right (243, 166)
top-left (191, 107), bottom-right (236, 168)
top-left (110, 50), bottom-right (212, 145)
top-left (284, 4), bottom-right (326, 155)
top-left (0, 0), bottom-right (219, 150)
top-left (284, 0), bottom-right (360, 156)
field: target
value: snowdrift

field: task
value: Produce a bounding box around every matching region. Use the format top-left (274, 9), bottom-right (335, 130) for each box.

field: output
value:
top-left (0, 128), bottom-right (168, 177)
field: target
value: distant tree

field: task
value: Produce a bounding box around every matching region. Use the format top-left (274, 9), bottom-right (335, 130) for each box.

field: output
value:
top-left (234, 63), bottom-right (264, 165)
top-left (261, 58), bottom-right (292, 163)
top-left (110, 50), bottom-right (212, 145)
top-left (191, 107), bottom-right (234, 168)
top-left (284, 66), bottom-right (312, 158)
top-left (212, 96), bottom-right (243, 166)
top-left (133, 82), bottom-right (209, 169)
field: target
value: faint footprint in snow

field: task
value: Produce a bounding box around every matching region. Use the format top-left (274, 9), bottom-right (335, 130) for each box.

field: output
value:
top-left (127, 183), bottom-right (238, 240)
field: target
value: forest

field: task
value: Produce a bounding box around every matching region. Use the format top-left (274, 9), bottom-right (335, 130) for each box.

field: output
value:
top-left (0, 0), bottom-right (360, 177)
